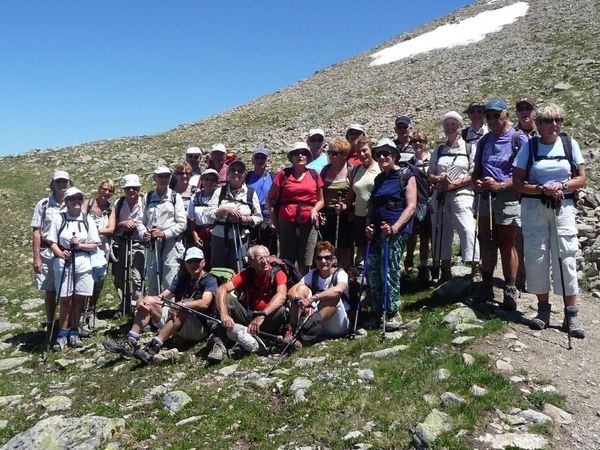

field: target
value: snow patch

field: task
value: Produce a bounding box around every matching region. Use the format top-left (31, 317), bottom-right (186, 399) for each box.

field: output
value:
top-left (369, 2), bottom-right (529, 66)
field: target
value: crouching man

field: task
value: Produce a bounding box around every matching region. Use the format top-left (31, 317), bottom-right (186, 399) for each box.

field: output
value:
top-left (207, 245), bottom-right (288, 363)
top-left (287, 241), bottom-right (350, 347)
top-left (103, 247), bottom-right (217, 363)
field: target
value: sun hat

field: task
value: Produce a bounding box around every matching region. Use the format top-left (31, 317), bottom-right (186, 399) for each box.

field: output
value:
top-left (122, 174), bottom-right (142, 188)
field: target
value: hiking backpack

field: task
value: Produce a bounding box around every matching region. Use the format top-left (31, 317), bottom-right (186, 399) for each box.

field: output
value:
top-left (145, 190), bottom-right (177, 209)
top-left (217, 184), bottom-right (257, 215)
top-left (401, 163), bottom-right (431, 223)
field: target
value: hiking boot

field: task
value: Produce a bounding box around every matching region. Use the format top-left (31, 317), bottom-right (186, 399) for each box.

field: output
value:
top-left (404, 257), bottom-right (414, 271)
top-left (53, 335), bottom-right (68, 352)
top-left (102, 337), bottom-right (138, 358)
top-left (563, 306), bottom-right (585, 339)
top-left (207, 337), bottom-right (227, 364)
top-left (474, 279), bottom-right (494, 304)
top-left (471, 264), bottom-right (482, 283)
top-left (502, 286), bottom-right (519, 311)
top-left (530, 302), bottom-right (552, 330)
top-left (383, 314), bottom-right (402, 332)
top-left (68, 333), bottom-right (83, 349)
top-left (228, 343), bottom-right (249, 360)
top-left (134, 339), bottom-right (161, 364)
top-left (417, 266), bottom-right (430, 284)
top-left (440, 268), bottom-right (452, 284)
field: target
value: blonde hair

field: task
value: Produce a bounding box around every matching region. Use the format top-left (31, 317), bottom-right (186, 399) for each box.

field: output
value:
top-left (172, 162), bottom-right (192, 173)
top-left (98, 179), bottom-right (115, 191)
top-left (536, 103), bottom-right (564, 122)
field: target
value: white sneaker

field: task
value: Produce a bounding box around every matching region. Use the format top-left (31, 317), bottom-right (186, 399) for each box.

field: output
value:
top-left (226, 324), bottom-right (259, 352)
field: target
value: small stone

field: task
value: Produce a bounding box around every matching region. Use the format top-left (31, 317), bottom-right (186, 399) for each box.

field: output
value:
top-left (359, 345), bottom-right (407, 359)
top-left (437, 368), bottom-right (451, 380)
top-left (537, 385), bottom-right (557, 393)
top-left (175, 416), bottom-right (203, 426)
top-left (453, 323), bottom-right (483, 333)
top-left (495, 358), bottom-right (514, 372)
top-left (163, 391), bottom-right (192, 414)
top-left (353, 444), bottom-right (371, 450)
top-left (543, 403), bottom-right (573, 425)
top-left (54, 358), bottom-right (75, 370)
top-left (452, 336), bottom-right (474, 345)
top-left (442, 307), bottom-right (477, 326)
top-left (401, 318), bottom-right (421, 332)
top-left (553, 82), bottom-right (573, 91)
top-left (351, 328), bottom-right (368, 339)
top-left (356, 369), bottom-right (375, 382)
top-left (519, 409), bottom-right (553, 424)
top-left (41, 395), bottom-right (72, 412)
top-left (293, 356), bottom-right (326, 368)
top-left (413, 409), bottom-right (452, 448)
top-left (503, 332), bottom-right (518, 340)
top-left (476, 432), bottom-right (549, 449)
top-left (343, 430), bottom-right (363, 441)
top-left (0, 357), bottom-right (29, 371)
top-left (0, 395), bottom-right (24, 407)
top-left (440, 391), bottom-right (467, 406)
top-left (0, 419), bottom-right (7, 430)
top-left (462, 353), bottom-right (475, 366)
top-left (0, 322), bottom-right (20, 334)
top-left (470, 385), bottom-right (488, 397)
top-left (20, 298), bottom-right (45, 311)
top-left (383, 330), bottom-right (404, 340)
top-left (217, 364), bottom-right (239, 377)
top-left (509, 375), bottom-right (524, 383)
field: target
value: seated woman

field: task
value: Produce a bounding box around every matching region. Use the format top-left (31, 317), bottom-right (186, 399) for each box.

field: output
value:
top-left (287, 241), bottom-right (350, 347)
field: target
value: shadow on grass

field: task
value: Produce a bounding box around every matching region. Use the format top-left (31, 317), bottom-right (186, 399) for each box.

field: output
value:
top-left (4, 330), bottom-right (46, 354)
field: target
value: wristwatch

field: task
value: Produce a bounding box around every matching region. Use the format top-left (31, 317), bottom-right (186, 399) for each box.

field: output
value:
top-left (562, 181), bottom-right (569, 190)
top-left (252, 310), bottom-right (267, 318)
top-left (500, 181), bottom-right (506, 190)
top-left (536, 184), bottom-right (544, 193)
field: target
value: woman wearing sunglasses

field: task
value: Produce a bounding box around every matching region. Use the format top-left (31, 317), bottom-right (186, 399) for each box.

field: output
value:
top-left (46, 187), bottom-right (101, 350)
top-left (512, 103), bottom-right (586, 338)
top-left (319, 137), bottom-right (354, 268)
top-left (188, 168), bottom-right (219, 270)
top-left (472, 98), bottom-right (528, 309)
top-left (170, 162), bottom-right (194, 214)
top-left (266, 142), bottom-right (324, 275)
top-left (365, 138), bottom-right (417, 331)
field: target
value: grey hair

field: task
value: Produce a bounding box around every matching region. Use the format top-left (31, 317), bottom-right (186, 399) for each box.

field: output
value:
top-left (536, 103), bottom-right (564, 122)
top-left (247, 245), bottom-right (269, 259)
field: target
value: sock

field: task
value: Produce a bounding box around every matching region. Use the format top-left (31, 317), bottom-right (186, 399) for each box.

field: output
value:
top-left (151, 337), bottom-right (163, 348)
top-left (505, 278), bottom-right (516, 287)
top-left (57, 329), bottom-right (68, 338)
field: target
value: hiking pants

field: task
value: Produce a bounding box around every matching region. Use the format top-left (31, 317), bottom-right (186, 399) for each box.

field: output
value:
top-left (147, 237), bottom-right (184, 295)
top-left (368, 231), bottom-right (409, 315)
top-left (112, 237), bottom-right (145, 302)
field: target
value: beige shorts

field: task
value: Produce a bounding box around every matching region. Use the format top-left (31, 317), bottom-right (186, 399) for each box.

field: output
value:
top-left (477, 189), bottom-right (521, 227)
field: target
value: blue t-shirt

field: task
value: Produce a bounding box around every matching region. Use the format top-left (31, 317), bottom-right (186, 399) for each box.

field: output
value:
top-left (245, 171), bottom-right (274, 218)
top-left (167, 272), bottom-right (218, 301)
top-left (369, 168), bottom-right (414, 234)
top-left (477, 128), bottom-right (528, 181)
top-left (306, 152), bottom-right (329, 172)
top-left (513, 136), bottom-right (584, 189)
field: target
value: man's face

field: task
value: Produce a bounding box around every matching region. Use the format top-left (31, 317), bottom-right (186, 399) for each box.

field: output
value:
top-left (252, 154), bottom-right (268, 170)
top-left (395, 124), bottom-right (410, 144)
top-left (249, 251), bottom-right (270, 274)
top-left (185, 258), bottom-right (205, 278)
top-left (210, 151), bottom-right (225, 166)
top-left (485, 110), bottom-right (509, 135)
top-left (307, 135), bottom-right (324, 153)
top-left (467, 106), bottom-right (485, 123)
top-left (345, 129), bottom-right (363, 147)
top-left (154, 173), bottom-right (171, 188)
top-left (124, 185), bottom-right (140, 199)
top-left (186, 153), bottom-right (201, 169)
top-left (53, 178), bottom-right (70, 194)
top-left (516, 103), bottom-right (536, 129)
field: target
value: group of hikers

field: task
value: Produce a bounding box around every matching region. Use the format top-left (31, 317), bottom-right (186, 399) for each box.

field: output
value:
top-left (30, 95), bottom-right (587, 365)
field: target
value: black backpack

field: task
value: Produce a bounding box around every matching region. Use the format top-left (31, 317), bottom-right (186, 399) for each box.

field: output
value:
top-left (145, 190), bottom-right (177, 209)
top-left (476, 130), bottom-right (522, 164)
top-left (217, 183), bottom-right (257, 215)
top-left (57, 211), bottom-right (90, 241)
top-left (400, 163), bottom-right (431, 223)
top-left (309, 267), bottom-right (349, 305)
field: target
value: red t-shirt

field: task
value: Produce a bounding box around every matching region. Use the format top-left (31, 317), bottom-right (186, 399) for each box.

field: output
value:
top-left (347, 151), bottom-right (362, 167)
top-left (273, 169), bottom-right (324, 222)
top-left (231, 267), bottom-right (287, 310)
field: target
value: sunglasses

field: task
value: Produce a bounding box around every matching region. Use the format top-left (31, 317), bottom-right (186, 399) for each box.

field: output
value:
top-left (468, 108), bottom-right (485, 114)
top-left (327, 150), bottom-right (342, 157)
top-left (374, 150), bottom-right (393, 158)
top-left (253, 154), bottom-right (267, 160)
top-left (124, 186), bottom-right (140, 191)
top-left (156, 174), bottom-right (171, 179)
top-left (410, 139), bottom-right (426, 145)
top-left (308, 136), bottom-right (324, 143)
top-left (485, 111), bottom-right (502, 120)
top-left (540, 117), bottom-right (564, 125)
top-left (395, 124), bottom-right (409, 130)
top-left (67, 196), bottom-right (84, 203)
top-left (346, 130), bottom-right (362, 136)
top-left (290, 151), bottom-right (310, 158)
top-left (316, 254), bottom-right (334, 261)
top-left (202, 177), bottom-right (218, 183)
top-left (186, 154), bottom-right (201, 159)
top-left (175, 172), bottom-right (192, 176)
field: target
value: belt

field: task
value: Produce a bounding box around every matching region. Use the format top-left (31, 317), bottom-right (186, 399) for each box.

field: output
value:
top-left (521, 193), bottom-right (574, 200)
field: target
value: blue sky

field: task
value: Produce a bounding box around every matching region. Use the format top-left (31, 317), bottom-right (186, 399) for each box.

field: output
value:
top-left (0, 0), bottom-right (472, 156)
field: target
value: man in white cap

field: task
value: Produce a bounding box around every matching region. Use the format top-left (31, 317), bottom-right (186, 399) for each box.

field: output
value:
top-left (136, 166), bottom-right (187, 295)
top-left (185, 146), bottom-right (203, 195)
top-left (246, 148), bottom-right (277, 253)
top-left (306, 128), bottom-right (329, 172)
top-left (346, 124), bottom-right (366, 167)
top-left (112, 174), bottom-right (146, 316)
top-left (31, 169), bottom-right (72, 332)
top-left (207, 143), bottom-right (229, 187)
top-left (103, 247), bottom-right (218, 364)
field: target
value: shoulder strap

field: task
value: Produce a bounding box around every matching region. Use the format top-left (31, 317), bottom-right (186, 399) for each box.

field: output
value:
top-left (475, 133), bottom-right (489, 165)
top-left (218, 185), bottom-right (228, 206)
top-left (308, 168), bottom-right (319, 183)
top-left (310, 270), bottom-right (319, 294)
top-left (461, 127), bottom-right (468, 141)
top-left (560, 132), bottom-right (578, 177)
top-left (145, 191), bottom-right (153, 209)
top-left (40, 198), bottom-right (50, 224)
top-left (170, 191), bottom-right (177, 205)
top-left (115, 196), bottom-right (126, 218)
top-left (246, 187), bottom-right (256, 214)
top-left (526, 136), bottom-right (539, 180)
top-left (331, 267), bottom-right (341, 288)
top-left (465, 142), bottom-right (472, 170)
top-left (511, 130), bottom-right (522, 158)
top-left (57, 212), bottom-right (68, 237)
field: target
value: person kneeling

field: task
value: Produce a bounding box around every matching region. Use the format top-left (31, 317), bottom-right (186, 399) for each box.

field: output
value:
top-left (287, 241), bottom-right (350, 347)
top-left (103, 247), bottom-right (217, 364)
top-left (207, 245), bottom-right (288, 363)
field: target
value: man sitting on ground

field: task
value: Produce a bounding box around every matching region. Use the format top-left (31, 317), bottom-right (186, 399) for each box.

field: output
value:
top-left (103, 247), bottom-right (217, 364)
top-left (207, 245), bottom-right (288, 363)
top-left (286, 240), bottom-right (350, 347)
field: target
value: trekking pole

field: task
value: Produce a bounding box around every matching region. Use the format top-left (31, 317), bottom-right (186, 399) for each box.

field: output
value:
top-left (266, 312), bottom-right (312, 377)
top-left (152, 226), bottom-right (162, 294)
top-left (381, 234), bottom-right (390, 342)
top-left (124, 236), bottom-right (132, 316)
top-left (551, 206), bottom-right (572, 350)
top-left (432, 193), bottom-right (445, 282)
top-left (468, 193), bottom-right (481, 305)
top-left (68, 234), bottom-right (77, 335)
top-left (232, 223), bottom-right (243, 273)
top-left (45, 256), bottom-right (69, 357)
top-left (488, 190), bottom-right (493, 242)
top-left (235, 222), bottom-right (246, 268)
top-left (334, 191), bottom-right (343, 248)
top-left (352, 240), bottom-right (370, 335)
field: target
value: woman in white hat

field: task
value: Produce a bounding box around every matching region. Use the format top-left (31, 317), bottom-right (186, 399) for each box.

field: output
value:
top-left (188, 168), bottom-right (219, 269)
top-left (46, 187), bottom-right (101, 350)
top-left (428, 111), bottom-right (479, 283)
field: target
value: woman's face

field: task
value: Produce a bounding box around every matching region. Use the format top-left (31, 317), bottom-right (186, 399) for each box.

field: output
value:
top-left (327, 146), bottom-right (346, 166)
top-left (98, 183), bottom-right (114, 201)
top-left (537, 115), bottom-right (564, 143)
top-left (358, 145), bottom-right (373, 165)
top-left (154, 173), bottom-right (171, 189)
top-left (66, 195), bottom-right (83, 215)
top-left (442, 118), bottom-right (461, 137)
top-left (228, 165), bottom-right (246, 187)
top-left (289, 149), bottom-right (310, 168)
top-left (174, 168), bottom-right (191, 186)
top-left (374, 147), bottom-right (395, 171)
top-left (201, 175), bottom-right (218, 192)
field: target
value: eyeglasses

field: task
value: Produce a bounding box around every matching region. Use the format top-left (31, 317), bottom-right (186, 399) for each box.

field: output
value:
top-left (186, 154), bottom-right (201, 159)
top-left (541, 117), bottom-right (564, 125)
top-left (124, 186), bottom-right (140, 191)
top-left (516, 106), bottom-right (534, 113)
top-left (67, 196), bottom-right (84, 203)
top-left (327, 150), bottom-right (342, 157)
top-left (410, 139), bottom-right (426, 145)
top-left (252, 255), bottom-right (269, 264)
top-left (316, 254), bottom-right (333, 261)
top-left (202, 177), bottom-right (218, 183)
top-left (308, 136), bottom-right (324, 143)
top-left (468, 108), bottom-right (485, 114)
top-left (175, 172), bottom-right (192, 176)
top-left (290, 151), bottom-right (310, 158)
top-left (156, 174), bottom-right (171, 179)
top-left (485, 111), bottom-right (502, 120)
top-left (374, 150), bottom-right (392, 158)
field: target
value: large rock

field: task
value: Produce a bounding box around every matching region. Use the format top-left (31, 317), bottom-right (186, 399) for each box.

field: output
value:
top-left (1, 415), bottom-right (125, 449)
top-left (41, 395), bottom-right (72, 412)
top-left (0, 322), bottom-right (20, 334)
top-left (519, 409), bottom-right (553, 424)
top-left (163, 390), bottom-right (192, 414)
top-left (476, 432), bottom-right (549, 449)
top-left (359, 345), bottom-right (407, 359)
top-left (442, 307), bottom-right (477, 327)
top-left (413, 409), bottom-right (452, 449)
top-left (20, 298), bottom-right (45, 311)
top-left (543, 403), bottom-right (573, 425)
top-left (290, 377), bottom-right (312, 403)
top-left (0, 357), bottom-right (29, 372)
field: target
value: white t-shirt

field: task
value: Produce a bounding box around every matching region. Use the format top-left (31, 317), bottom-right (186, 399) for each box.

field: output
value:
top-left (428, 138), bottom-right (474, 183)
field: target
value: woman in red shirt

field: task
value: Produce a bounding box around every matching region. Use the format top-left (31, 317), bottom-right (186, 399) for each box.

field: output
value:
top-left (266, 142), bottom-right (324, 274)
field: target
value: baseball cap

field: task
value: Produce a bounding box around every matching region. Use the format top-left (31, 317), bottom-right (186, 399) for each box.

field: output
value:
top-left (210, 143), bottom-right (227, 154)
top-left (122, 174), bottom-right (142, 188)
top-left (441, 111), bottom-right (464, 126)
top-left (308, 128), bottom-right (325, 138)
top-left (52, 170), bottom-right (70, 181)
top-left (464, 101), bottom-right (486, 113)
top-left (184, 247), bottom-right (204, 261)
top-left (347, 124), bottom-right (365, 134)
top-left (201, 168), bottom-right (219, 178)
top-left (395, 116), bottom-right (411, 128)
top-left (485, 98), bottom-right (509, 112)
top-left (186, 146), bottom-right (202, 156)
top-left (228, 159), bottom-right (247, 172)
top-left (154, 166), bottom-right (171, 175)
top-left (252, 147), bottom-right (269, 157)
top-left (64, 187), bottom-right (84, 199)
top-left (516, 96), bottom-right (537, 109)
